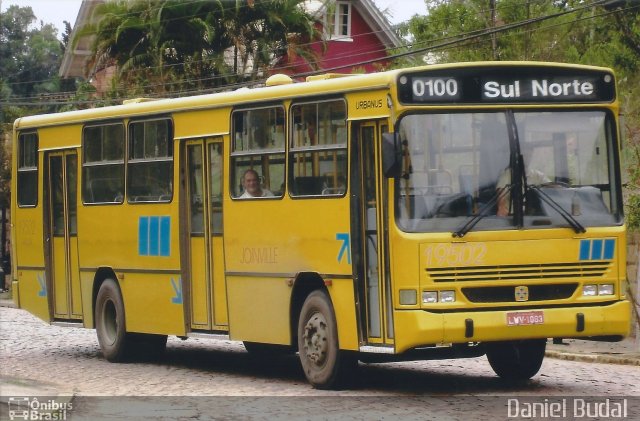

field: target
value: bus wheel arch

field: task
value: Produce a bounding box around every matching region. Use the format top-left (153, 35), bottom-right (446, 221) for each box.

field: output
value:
top-left (289, 272), bottom-right (326, 346)
top-left (91, 267), bottom-right (119, 328)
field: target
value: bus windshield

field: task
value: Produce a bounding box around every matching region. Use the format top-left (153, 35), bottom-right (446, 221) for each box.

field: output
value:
top-left (396, 110), bottom-right (621, 233)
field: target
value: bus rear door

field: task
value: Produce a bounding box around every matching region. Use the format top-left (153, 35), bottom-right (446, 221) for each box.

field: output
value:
top-left (45, 150), bottom-right (81, 320)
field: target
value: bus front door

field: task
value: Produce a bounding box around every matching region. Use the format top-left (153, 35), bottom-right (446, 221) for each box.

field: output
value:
top-left (357, 121), bottom-right (394, 346)
top-left (185, 139), bottom-right (227, 331)
top-left (45, 151), bottom-right (81, 320)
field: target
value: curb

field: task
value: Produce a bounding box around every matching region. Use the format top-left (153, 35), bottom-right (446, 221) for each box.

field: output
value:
top-left (545, 350), bottom-right (640, 366)
top-left (0, 298), bottom-right (16, 308)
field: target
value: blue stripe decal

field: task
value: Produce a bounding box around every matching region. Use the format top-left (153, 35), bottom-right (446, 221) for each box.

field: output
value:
top-left (149, 217), bottom-right (159, 256)
top-left (160, 216), bottom-right (171, 257)
top-left (579, 240), bottom-right (591, 261)
top-left (139, 217), bottom-right (149, 256)
top-left (591, 239), bottom-right (603, 260)
top-left (603, 239), bottom-right (615, 260)
top-left (139, 216), bottom-right (171, 257)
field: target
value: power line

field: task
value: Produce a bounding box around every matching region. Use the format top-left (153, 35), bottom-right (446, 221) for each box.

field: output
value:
top-left (1, 0), bottom-right (550, 88)
top-left (293, 0), bottom-right (612, 77)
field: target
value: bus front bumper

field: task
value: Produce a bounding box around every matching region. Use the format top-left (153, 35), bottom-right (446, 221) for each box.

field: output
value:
top-left (393, 300), bottom-right (631, 354)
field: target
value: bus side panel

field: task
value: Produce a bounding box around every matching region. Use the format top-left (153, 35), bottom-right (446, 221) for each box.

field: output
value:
top-left (77, 202), bottom-right (184, 335)
top-left (120, 273), bottom-right (185, 336)
top-left (80, 271), bottom-right (95, 328)
top-left (15, 269), bottom-right (50, 322)
top-left (224, 198), bottom-right (355, 346)
top-left (173, 108), bottom-right (229, 139)
top-left (226, 276), bottom-right (291, 344)
top-left (13, 190), bottom-right (49, 321)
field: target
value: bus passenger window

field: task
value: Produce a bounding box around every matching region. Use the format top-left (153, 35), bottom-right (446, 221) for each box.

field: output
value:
top-left (82, 123), bottom-right (125, 204)
top-left (289, 99), bottom-right (347, 197)
top-left (231, 106), bottom-right (285, 199)
top-left (127, 119), bottom-right (173, 203)
top-left (17, 132), bottom-right (38, 207)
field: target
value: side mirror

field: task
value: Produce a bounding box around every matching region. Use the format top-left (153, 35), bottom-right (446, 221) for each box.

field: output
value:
top-left (382, 132), bottom-right (402, 178)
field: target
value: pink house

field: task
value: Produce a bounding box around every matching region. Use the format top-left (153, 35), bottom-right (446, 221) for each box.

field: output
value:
top-left (275, 0), bottom-right (403, 76)
top-left (60, 0), bottom-right (402, 87)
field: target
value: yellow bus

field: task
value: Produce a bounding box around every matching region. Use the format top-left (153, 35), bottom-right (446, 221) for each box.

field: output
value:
top-left (10, 62), bottom-right (630, 389)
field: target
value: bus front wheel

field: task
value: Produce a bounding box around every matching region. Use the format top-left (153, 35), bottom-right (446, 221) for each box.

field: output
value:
top-left (486, 339), bottom-right (546, 381)
top-left (297, 290), bottom-right (356, 389)
top-left (95, 278), bottom-right (133, 362)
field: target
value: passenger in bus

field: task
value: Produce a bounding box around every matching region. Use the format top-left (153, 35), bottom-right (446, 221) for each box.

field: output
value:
top-left (239, 169), bottom-right (274, 198)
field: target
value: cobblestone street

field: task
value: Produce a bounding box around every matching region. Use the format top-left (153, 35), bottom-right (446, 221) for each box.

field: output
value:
top-left (1, 306), bottom-right (639, 418)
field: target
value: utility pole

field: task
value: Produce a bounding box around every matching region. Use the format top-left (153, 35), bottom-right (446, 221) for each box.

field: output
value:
top-left (490, 0), bottom-right (497, 60)
top-left (524, 0), bottom-right (530, 60)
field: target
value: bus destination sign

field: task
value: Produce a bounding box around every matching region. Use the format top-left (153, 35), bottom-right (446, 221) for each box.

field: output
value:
top-left (397, 66), bottom-right (615, 105)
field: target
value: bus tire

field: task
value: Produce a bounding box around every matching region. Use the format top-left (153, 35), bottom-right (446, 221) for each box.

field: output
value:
top-left (95, 278), bottom-right (133, 362)
top-left (297, 290), bottom-right (355, 389)
top-left (486, 339), bottom-right (546, 381)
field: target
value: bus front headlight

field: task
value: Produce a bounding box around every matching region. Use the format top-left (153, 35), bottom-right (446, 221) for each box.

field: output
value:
top-left (440, 290), bottom-right (456, 303)
top-left (422, 291), bottom-right (438, 304)
top-left (598, 284), bottom-right (614, 295)
top-left (582, 284), bottom-right (597, 296)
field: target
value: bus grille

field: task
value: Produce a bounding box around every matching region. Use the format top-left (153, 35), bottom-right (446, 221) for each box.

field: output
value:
top-left (462, 283), bottom-right (578, 303)
top-left (426, 262), bottom-right (610, 283)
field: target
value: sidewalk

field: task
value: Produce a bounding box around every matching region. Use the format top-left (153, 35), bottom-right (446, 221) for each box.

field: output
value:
top-left (1, 293), bottom-right (638, 366)
top-left (546, 337), bottom-right (640, 366)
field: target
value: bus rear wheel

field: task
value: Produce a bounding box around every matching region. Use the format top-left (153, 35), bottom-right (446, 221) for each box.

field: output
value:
top-left (297, 290), bottom-right (356, 389)
top-left (486, 339), bottom-right (546, 381)
top-left (95, 278), bottom-right (133, 362)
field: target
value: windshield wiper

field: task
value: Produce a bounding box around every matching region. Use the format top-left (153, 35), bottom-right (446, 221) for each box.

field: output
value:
top-left (453, 184), bottom-right (513, 238)
top-left (528, 185), bottom-right (586, 234)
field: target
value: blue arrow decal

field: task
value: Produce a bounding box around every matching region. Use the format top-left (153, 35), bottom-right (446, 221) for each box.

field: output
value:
top-left (171, 277), bottom-right (182, 304)
top-left (336, 233), bottom-right (351, 264)
top-left (37, 273), bottom-right (46, 297)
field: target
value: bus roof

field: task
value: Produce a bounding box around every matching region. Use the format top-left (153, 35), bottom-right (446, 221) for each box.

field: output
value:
top-left (14, 61), bottom-right (614, 130)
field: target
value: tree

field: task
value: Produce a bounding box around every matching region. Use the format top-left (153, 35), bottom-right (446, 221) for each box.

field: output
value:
top-left (0, 5), bottom-right (65, 108)
top-left (0, 5), bottom-right (69, 207)
top-left (75, 0), bottom-right (322, 98)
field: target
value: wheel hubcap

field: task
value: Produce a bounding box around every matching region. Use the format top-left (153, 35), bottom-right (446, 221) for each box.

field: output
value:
top-left (302, 312), bottom-right (328, 366)
top-left (103, 299), bottom-right (118, 345)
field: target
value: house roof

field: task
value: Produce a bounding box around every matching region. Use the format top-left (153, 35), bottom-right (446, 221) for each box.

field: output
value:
top-left (59, 0), bottom-right (403, 79)
top-left (59, 0), bottom-right (104, 78)
top-left (356, 0), bottom-right (403, 49)
top-left (305, 0), bottom-right (402, 49)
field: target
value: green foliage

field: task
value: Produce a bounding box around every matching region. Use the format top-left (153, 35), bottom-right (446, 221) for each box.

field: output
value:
top-left (0, 138), bottom-right (10, 208)
top-left (0, 5), bottom-right (77, 207)
top-left (628, 195), bottom-right (640, 231)
top-left (0, 5), bottom-right (65, 109)
top-left (75, 0), bottom-right (323, 98)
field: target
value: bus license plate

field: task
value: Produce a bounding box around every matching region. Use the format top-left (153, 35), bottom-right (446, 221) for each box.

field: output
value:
top-left (507, 311), bottom-right (544, 326)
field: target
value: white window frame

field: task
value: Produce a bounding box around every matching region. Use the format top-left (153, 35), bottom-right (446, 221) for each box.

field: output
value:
top-left (331, 1), bottom-right (352, 41)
